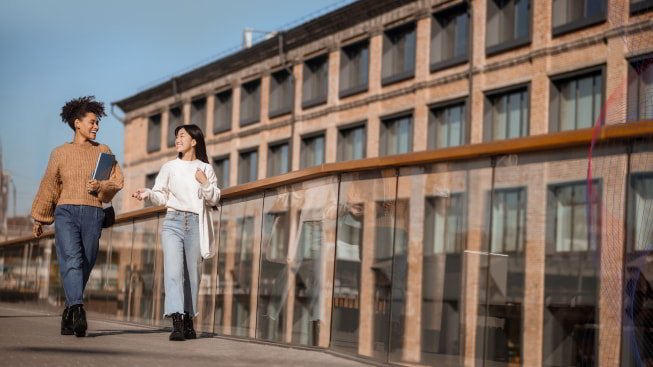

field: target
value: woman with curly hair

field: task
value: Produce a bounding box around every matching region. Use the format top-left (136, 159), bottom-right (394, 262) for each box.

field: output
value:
top-left (132, 124), bottom-right (220, 341)
top-left (31, 96), bottom-right (124, 337)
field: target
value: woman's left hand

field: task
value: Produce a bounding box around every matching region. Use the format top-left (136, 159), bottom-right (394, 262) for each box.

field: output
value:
top-left (195, 169), bottom-right (208, 185)
top-left (86, 179), bottom-right (100, 192)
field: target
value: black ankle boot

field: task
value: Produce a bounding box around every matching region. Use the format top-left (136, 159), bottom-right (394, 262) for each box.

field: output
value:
top-left (72, 304), bottom-right (87, 337)
top-left (183, 312), bottom-right (196, 340)
top-left (60, 306), bottom-right (74, 335)
top-left (169, 313), bottom-right (185, 341)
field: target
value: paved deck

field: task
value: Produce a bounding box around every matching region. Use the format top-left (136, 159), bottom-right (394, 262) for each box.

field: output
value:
top-left (0, 303), bottom-right (370, 367)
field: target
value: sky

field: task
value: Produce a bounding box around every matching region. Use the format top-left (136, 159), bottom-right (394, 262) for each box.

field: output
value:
top-left (0, 0), bottom-right (347, 217)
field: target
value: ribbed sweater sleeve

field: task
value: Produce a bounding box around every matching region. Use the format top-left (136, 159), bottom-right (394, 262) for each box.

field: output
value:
top-left (31, 149), bottom-right (61, 224)
top-left (146, 164), bottom-right (170, 207)
top-left (97, 146), bottom-right (124, 203)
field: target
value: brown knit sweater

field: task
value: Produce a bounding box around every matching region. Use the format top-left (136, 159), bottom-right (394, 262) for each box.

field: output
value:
top-left (31, 141), bottom-right (124, 225)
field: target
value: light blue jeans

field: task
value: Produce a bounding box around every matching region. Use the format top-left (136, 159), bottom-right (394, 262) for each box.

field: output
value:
top-left (161, 210), bottom-right (201, 317)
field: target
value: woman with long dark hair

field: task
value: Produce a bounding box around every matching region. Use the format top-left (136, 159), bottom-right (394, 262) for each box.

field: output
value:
top-left (31, 96), bottom-right (124, 337)
top-left (131, 124), bottom-right (220, 341)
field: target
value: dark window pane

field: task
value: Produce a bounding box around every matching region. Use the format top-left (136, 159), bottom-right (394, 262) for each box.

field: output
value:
top-left (214, 90), bottom-right (232, 133)
top-left (191, 97), bottom-right (206, 132)
top-left (338, 124), bottom-right (366, 161)
top-left (147, 113), bottom-right (161, 153)
top-left (303, 55), bottom-right (328, 107)
top-left (167, 107), bottom-right (183, 147)
top-left (240, 80), bottom-right (261, 126)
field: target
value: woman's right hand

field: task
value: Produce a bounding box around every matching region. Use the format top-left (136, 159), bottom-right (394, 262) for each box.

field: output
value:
top-left (32, 222), bottom-right (43, 238)
top-left (131, 189), bottom-right (148, 201)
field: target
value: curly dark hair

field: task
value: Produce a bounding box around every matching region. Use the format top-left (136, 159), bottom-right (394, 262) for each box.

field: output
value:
top-left (60, 96), bottom-right (107, 130)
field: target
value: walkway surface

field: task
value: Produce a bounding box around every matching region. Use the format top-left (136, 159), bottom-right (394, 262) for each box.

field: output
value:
top-left (0, 302), bottom-right (370, 367)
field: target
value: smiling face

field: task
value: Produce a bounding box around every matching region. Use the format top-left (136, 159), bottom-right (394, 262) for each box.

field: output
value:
top-left (75, 112), bottom-right (99, 141)
top-left (175, 127), bottom-right (196, 156)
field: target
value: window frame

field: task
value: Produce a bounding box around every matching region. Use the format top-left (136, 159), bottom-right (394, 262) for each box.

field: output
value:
top-left (485, 186), bottom-right (528, 254)
top-left (190, 95), bottom-right (207, 131)
top-left (626, 53), bottom-right (653, 121)
top-left (485, 0), bottom-right (532, 56)
top-left (266, 139), bottom-right (291, 178)
top-left (147, 112), bottom-right (162, 153)
top-left (238, 147), bottom-right (259, 185)
top-left (631, 0), bottom-right (653, 14)
top-left (427, 97), bottom-right (469, 149)
top-left (268, 69), bottom-right (294, 119)
top-left (240, 79), bottom-right (262, 127)
top-left (381, 21), bottom-right (417, 86)
top-left (552, 0), bottom-right (606, 37)
top-left (483, 83), bottom-right (531, 142)
top-left (212, 154), bottom-right (230, 189)
top-left (379, 110), bottom-right (414, 157)
top-left (167, 105), bottom-right (183, 148)
top-left (337, 121), bottom-right (367, 162)
top-left (430, 2), bottom-right (470, 73)
top-left (214, 89), bottom-right (233, 134)
top-left (339, 39), bottom-right (370, 98)
top-left (300, 130), bottom-right (326, 169)
top-left (545, 179), bottom-right (602, 254)
top-left (549, 64), bottom-right (605, 133)
top-left (302, 54), bottom-right (329, 109)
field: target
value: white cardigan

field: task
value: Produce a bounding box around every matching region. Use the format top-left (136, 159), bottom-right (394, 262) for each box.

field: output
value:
top-left (145, 158), bottom-right (221, 259)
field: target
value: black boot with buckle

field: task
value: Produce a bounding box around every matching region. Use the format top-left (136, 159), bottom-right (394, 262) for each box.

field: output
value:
top-left (169, 313), bottom-right (185, 341)
top-left (72, 304), bottom-right (87, 337)
top-left (183, 312), bottom-right (197, 340)
top-left (60, 306), bottom-right (74, 335)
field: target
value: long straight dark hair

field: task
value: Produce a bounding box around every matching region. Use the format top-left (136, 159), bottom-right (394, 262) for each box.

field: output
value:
top-left (174, 124), bottom-right (208, 164)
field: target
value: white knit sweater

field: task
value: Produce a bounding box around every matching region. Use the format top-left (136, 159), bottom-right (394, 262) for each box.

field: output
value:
top-left (145, 158), bottom-right (221, 258)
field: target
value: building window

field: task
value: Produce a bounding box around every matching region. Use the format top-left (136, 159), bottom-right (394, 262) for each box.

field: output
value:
top-left (550, 66), bottom-right (603, 132)
top-left (144, 172), bottom-right (158, 207)
top-left (632, 0), bottom-right (653, 14)
top-left (486, 0), bottom-right (531, 56)
top-left (627, 55), bottom-right (653, 121)
top-left (624, 172), bottom-right (653, 366)
top-left (212, 156), bottom-right (230, 189)
top-left (547, 181), bottom-right (600, 253)
top-left (424, 193), bottom-right (465, 254)
top-left (340, 40), bottom-right (369, 98)
top-left (431, 3), bottom-right (469, 72)
top-left (489, 188), bottom-right (526, 253)
top-left (267, 141), bottom-right (290, 177)
top-left (300, 133), bottom-right (325, 169)
top-left (543, 180), bottom-right (600, 367)
top-left (380, 112), bottom-right (413, 157)
top-left (382, 22), bottom-right (416, 86)
top-left (302, 54), bottom-right (328, 109)
top-left (337, 123), bottom-right (366, 162)
top-left (269, 69), bottom-right (293, 118)
top-left (190, 96), bottom-right (206, 132)
top-left (421, 192), bottom-right (465, 362)
top-left (147, 113), bottom-right (161, 153)
top-left (484, 85), bottom-right (529, 141)
top-left (240, 79), bottom-right (261, 126)
top-left (628, 173), bottom-right (653, 252)
top-left (428, 99), bottom-right (467, 149)
top-left (214, 89), bottom-right (232, 134)
top-left (167, 106), bottom-right (182, 148)
top-left (238, 149), bottom-right (258, 184)
top-left (552, 0), bottom-right (606, 37)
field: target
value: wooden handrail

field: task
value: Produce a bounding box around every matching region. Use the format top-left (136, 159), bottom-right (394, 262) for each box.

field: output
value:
top-left (3, 122), bottom-right (653, 248)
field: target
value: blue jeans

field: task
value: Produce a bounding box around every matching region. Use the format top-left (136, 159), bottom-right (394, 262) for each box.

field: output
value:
top-left (54, 205), bottom-right (105, 306)
top-left (162, 210), bottom-right (201, 317)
